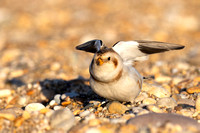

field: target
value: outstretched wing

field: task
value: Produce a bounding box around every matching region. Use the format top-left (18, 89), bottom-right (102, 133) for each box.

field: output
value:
top-left (112, 40), bottom-right (185, 65)
top-left (76, 39), bottom-right (105, 53)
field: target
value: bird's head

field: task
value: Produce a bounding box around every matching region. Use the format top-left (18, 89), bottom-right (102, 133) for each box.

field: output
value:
top-left (90, 48), bottom-right (123, 82)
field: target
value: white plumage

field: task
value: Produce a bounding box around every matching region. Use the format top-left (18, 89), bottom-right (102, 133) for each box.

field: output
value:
top-left (76, 39), bottom-right (184, 102)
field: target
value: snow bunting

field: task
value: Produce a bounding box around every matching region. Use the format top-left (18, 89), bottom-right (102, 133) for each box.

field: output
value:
top-left (76, 40), bottom-right (184, 102)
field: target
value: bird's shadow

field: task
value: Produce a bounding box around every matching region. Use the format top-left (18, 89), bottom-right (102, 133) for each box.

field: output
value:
top-left (38, 77), bottom-right (105, 107)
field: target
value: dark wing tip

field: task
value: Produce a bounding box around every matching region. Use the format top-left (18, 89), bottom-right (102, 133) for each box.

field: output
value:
top-left (137, 40), bottom-right (185, 54)
top-left (76, 39), bottom-right (103, 53)
top-left (174, 45), bottom-right (185, 50)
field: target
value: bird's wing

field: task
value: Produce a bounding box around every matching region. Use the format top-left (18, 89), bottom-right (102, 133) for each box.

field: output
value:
top-left (112, 40), bottom-right (185, 65)
top-left (76, 39), bottom-right (105, 53)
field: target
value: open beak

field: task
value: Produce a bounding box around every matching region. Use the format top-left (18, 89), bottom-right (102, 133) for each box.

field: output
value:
top-left (96, 58), bottom-right (104, 66)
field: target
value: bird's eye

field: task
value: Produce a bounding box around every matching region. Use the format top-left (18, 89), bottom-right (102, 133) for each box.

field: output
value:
top-left (107, 57), bottom-right (111, 61)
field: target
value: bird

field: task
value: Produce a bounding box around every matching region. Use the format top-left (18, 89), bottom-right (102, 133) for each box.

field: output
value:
top-left (76, 40), bottom-right (184, 102)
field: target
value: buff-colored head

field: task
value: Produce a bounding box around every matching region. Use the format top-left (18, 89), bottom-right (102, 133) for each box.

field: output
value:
top-left (90, 48), bottom-right (123, 82)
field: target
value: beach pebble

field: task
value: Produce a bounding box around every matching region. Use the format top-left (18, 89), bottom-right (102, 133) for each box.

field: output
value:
top-left (142, 83), bottom-right (170, 98)
top-left (157, 97), bottom-right (177, 109)
top-left (132, 107), bottom-right (144, 114)
top-left (0, 112), bottom-right (16, 121)
top-left (127, 113), bottom-right (200, 130)
top-left (155, 75), bottom-right (171, 83)
top-left (178, 109), bottom-right (194, 117)
top-left (79, 110), bottom-right (90, 118)
top-left (108, 101), bottom-right (128, 114)
top-left (25, 103), bottom-right (45, 112)
top-left (53, 105), bottom-right (63, 110)
top-left (134, 92), bottom-right (148, 103)
top-left (88, 119), bottom-right (101, 127)
top-left (0, 89), bottom-right (12, 98)
top-left (86, 128), bottom-right (101, 133)
top-left (142, 98), bottom-right (156, 105)
top-left (195, 96), bottom-right (200, 112)
top-left (147, 105), bottom-right (163, 113)
top-left (177, 98), bottom-right (195, 107)
top-left (54, 94), bottom-right (61, 104)
top-left (187, 86), bottom-right (200, 94)
top-left (17, 96), bottom-right (27, 106)
top-left (50, 108), bottom-right (75, 132)
top-left (49, 100), bottom-right (56, 106)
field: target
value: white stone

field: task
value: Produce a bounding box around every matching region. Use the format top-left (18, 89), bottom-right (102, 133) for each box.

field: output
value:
top-left (25, 103), bottom-right (45, 112)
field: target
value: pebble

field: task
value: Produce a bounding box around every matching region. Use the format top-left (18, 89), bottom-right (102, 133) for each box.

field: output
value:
top-left (118, 125), bottom-right (137, 133)
top-left (88, 119), bottom-right (101, 127)
top-left (54, 94), bottom-right (61, 104)
top-left (132, 107), bottom-right (145, 114)
top-left (61, 101), bottom-right (71, 106)
top-left (0, 112), bottom-right (16, 121)
top-left (177, 98), bottom-right (195, 107)
top-left (79, 110), bottom-right (90, 118)
top-left (134, 92), bottom-right (148, 103)
top-left (142, 83), bottom-right (170, 98)
top-left (196, 96), bottom-right (200, 112)
top-left (187, 86), bottom-right (200, 94)
top-left (142, 98), bottom-right (156, 105)
top-left (53, 105), bottom-right (63, 110)
top-left (110, 118), bottom-right (127, 124)
top-left (17, 96), bottom-right (27, 106)
top-left (128, 113), bottom-right (200, 130)
top-left (0, 89), bottom-right (12, 98)
top-left (157, 97), bottom-right (177, 109)
top-left (178, 109), bottom-right (194, 117)
top-left (147, 105), bottom-right (163, 113)
top-left (61, 94), bottom-right (67, 100)
top-left (25, 103), bottom-right (45, 112)
top-left (86, 128), bottom-right (101, 133)
top-left (22, 111), bottom-right (31, 120)
top-left (108, 101), bottom-right (128, 114)
top-left (49, 100), bottom-right (56, 106)
top-left (155, 75), bottom-right (171, 83)
top-left (50, 108), bottom-right (75, 132)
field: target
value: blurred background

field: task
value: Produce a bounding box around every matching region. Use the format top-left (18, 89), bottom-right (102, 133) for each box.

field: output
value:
top-left (0, 0), bottom-right (199, 85)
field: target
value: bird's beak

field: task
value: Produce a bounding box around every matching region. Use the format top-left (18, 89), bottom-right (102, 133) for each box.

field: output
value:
top-left (96, 58), bottom-right (104, 66)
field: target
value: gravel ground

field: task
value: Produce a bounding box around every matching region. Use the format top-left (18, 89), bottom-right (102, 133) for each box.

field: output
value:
top-left (0, 0), bottom-right (200, 132)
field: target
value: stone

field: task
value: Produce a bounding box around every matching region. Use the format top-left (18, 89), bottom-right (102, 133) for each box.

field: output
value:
top-left (79, 110), bottom-right (90, 118)
top-left (88, 119), bottom-right (101, 127)
top-left (49, 100), bottom-right (56, 106)
top-left (108, 101), bottom-right (128, 114)
top-left (178, 109), bottom-right (194, 118)
top-left (187, 86), bottom-right (200, 94)
top-left (127, 113), bottom-right (200, 130)
top-left (54, 94), bottom-right (61, 104)
top-left (196, 96), bottom-right (200, 112)
top-left (142, 98), bottom-right (156, 105)
top-left (142, 83), bottom-right (170, 98)
top-left (118, 125), bottom-right (137, 133)
top-left (53, 106), bottom-right (63, 110)
top-left (50, 108), bottom-right (75, 132)
top-left (134, 92), bottom-right (148, 103)
top-left (0, 112), bottom-right (16, 121)
top-left (61, 101), bottom-right (71, 106)
top-left (0, 89), bottom-right (12, 98)
top-left (177, 98), bottom-right (195, 107)
top-left (157, 97), bottom-right (177, 109)
top-left (86, 128), bottom-right (101, 133)
top-left (25, 103), bottom-right (45, 112)
top-left (155, 75), bottom-right (171, 83)
top-left (17, 96), bottom-right (27, 106)
top-left (147, 105), bottom-right (163, 113)
top-left (132, 107), bottom-right (145, 114)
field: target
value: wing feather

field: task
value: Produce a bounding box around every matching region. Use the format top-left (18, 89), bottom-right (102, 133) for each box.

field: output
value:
top-left (76, 39), bottom-right (104, 53)
top-left (112, 40), bottom-right (184, 65)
